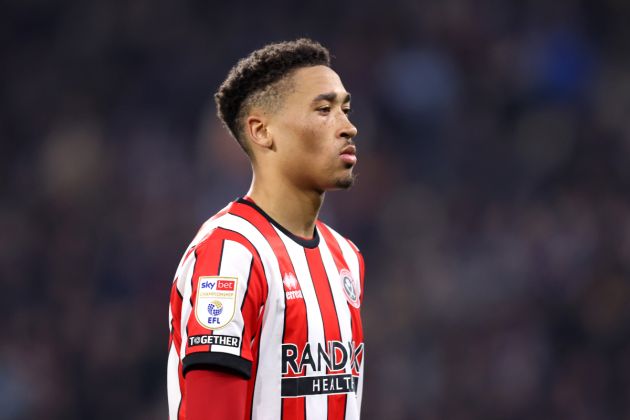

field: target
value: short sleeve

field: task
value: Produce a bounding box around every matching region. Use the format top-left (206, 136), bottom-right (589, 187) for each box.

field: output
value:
top-left (181, 231), bottom-right (267, 378)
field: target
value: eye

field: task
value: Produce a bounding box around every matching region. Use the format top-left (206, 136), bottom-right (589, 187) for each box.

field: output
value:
top-left (317, 106), bottom-right (331, 114)
top-left (343, 107), bottom-right (353, 115)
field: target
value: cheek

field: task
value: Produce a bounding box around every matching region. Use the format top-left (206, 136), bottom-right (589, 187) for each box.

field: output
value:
top-left (286, 120), bottom-right (326, 155)
top-left (301, 126), bottom-right (323, 154)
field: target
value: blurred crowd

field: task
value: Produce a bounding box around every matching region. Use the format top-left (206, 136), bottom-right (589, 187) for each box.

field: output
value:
top-left (2, 0), bottom-right (630, 419)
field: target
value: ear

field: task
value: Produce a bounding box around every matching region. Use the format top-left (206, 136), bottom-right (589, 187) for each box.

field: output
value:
top-left (245, 114), bottom-right (273, 150)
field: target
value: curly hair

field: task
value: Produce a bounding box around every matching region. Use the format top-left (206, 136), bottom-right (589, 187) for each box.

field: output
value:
top-left (214, 38), bottom-right (331, 153)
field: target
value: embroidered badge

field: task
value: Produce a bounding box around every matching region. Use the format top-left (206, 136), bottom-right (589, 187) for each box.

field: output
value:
top-left (339, 269), bottom-right (360, 308)
top-left (195, 276), bottom-right (238, 329)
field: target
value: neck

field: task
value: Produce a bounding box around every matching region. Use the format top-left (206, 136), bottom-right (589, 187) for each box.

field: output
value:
top-left (246, 172), bottom-right (324, 239)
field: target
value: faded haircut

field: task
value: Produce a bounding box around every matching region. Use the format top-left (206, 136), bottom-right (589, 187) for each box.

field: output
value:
top-left (214, 38), bottom-right (330, 154)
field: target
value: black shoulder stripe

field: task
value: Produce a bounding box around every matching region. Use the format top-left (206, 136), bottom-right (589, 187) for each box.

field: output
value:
top-left (189, 250), bottom-right (199, 308)
top-left (239, 256), bottom-right (255, 357)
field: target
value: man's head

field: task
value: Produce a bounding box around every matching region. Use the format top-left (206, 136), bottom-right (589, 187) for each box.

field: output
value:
top-left (215, 38), bottom-right (331, 153)
top-left (215, 38), bottom-right (358, 191)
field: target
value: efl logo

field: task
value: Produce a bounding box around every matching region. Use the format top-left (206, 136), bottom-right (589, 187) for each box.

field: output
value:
top-left (195, 276), bottom-right (238, 330)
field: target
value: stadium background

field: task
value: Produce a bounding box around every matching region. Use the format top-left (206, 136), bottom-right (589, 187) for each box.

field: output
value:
top-left (2, 1), bottom-right (630, 419)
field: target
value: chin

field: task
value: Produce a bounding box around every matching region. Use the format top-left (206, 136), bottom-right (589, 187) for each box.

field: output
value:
top-left (334, 174), bottom-right (355, 190)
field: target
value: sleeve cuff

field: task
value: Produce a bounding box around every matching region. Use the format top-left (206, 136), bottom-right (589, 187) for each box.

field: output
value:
top-left (183, 352), bottom-right (252, 379)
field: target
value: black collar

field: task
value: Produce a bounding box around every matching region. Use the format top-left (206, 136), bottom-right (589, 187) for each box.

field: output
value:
top-left (236, 197), bottom-right (320, 249)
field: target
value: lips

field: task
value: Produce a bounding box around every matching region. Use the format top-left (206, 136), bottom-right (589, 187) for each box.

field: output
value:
top-left (340, 144), bottom-right (357, 165)
top-left (340, 145), bottom-right (356, 156)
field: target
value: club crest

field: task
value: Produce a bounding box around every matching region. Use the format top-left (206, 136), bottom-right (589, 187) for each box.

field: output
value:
top-left (339, 269), bottom-right (360, 308)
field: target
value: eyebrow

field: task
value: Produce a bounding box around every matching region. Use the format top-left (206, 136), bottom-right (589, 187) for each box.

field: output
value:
top-left (312, 92), bottom-right (351, 104)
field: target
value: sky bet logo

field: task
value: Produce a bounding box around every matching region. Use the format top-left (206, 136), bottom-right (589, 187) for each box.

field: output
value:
top-left (200, 279), bottom-right (235, 291)
top-left (196, 276), bottom-right (237, 330)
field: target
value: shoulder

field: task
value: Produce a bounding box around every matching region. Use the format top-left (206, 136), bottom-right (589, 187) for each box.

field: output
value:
top-left (194, 218), bottom-right (258, 261)
top-left (317, 220), bottom-right (365, 299)
top-left (175, 205), bottom-right (254, 268)
top-left (317, 220), bottom-right (361, 254)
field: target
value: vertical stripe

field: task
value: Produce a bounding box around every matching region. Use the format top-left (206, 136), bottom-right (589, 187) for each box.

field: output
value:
top-left (318, 223), bottom-right (364, 420)
top-left (210, 228), bottom-right (270, 420)
top-left (219, 212), bottom-right (283, 420)
top-left (167, 343), bottom-right (181, 420)
top-left (239, 256), bottom-right (255, 354)
top-left (210, 239), bottom-right (254, 355)
top-left (173, 248), bottom-right (195, 297)
top-left (355, 354), bottom-right (364, 415)
top-left (211, 228), bottom-right (269, 363)
top-left (305, 245), bottom-right (346, 420)
top-left (229, 203), bottom-right (307, 420)
top-left (316, 237), bottom-right (359, 420)
top-left (167, 285), bottom-right (184, 420)
top-left (179, 252), bottom-right (198, 361)
top-left (278, 229), bottom-right (328, 420)
top-left (186, 239), bottom-right (225, 354)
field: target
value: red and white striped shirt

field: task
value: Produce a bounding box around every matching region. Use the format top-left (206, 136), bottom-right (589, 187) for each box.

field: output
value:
top-left (168, 198), bottom-right (365, 420)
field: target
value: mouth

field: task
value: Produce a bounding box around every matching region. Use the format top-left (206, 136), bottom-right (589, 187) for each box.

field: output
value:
top-left (339, 145), bottom-right (357, 165)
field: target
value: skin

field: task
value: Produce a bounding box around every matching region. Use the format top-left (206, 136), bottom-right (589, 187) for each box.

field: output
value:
top-left (243, 65), bottom-right (358, 239)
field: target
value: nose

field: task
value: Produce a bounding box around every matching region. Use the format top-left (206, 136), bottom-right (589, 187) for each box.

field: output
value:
top-left (339, 118), bottom-right (358, 140)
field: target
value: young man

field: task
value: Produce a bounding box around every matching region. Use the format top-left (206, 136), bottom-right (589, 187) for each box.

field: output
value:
top-left (167, 39), bottom-right (365, 420)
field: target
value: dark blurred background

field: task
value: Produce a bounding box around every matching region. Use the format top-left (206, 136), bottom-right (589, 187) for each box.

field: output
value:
top-left (2, 0), bottom-right (630, 419)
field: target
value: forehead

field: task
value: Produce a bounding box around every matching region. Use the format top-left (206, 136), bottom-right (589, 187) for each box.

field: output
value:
top-left (286, 65), bottom-right (348, 100)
